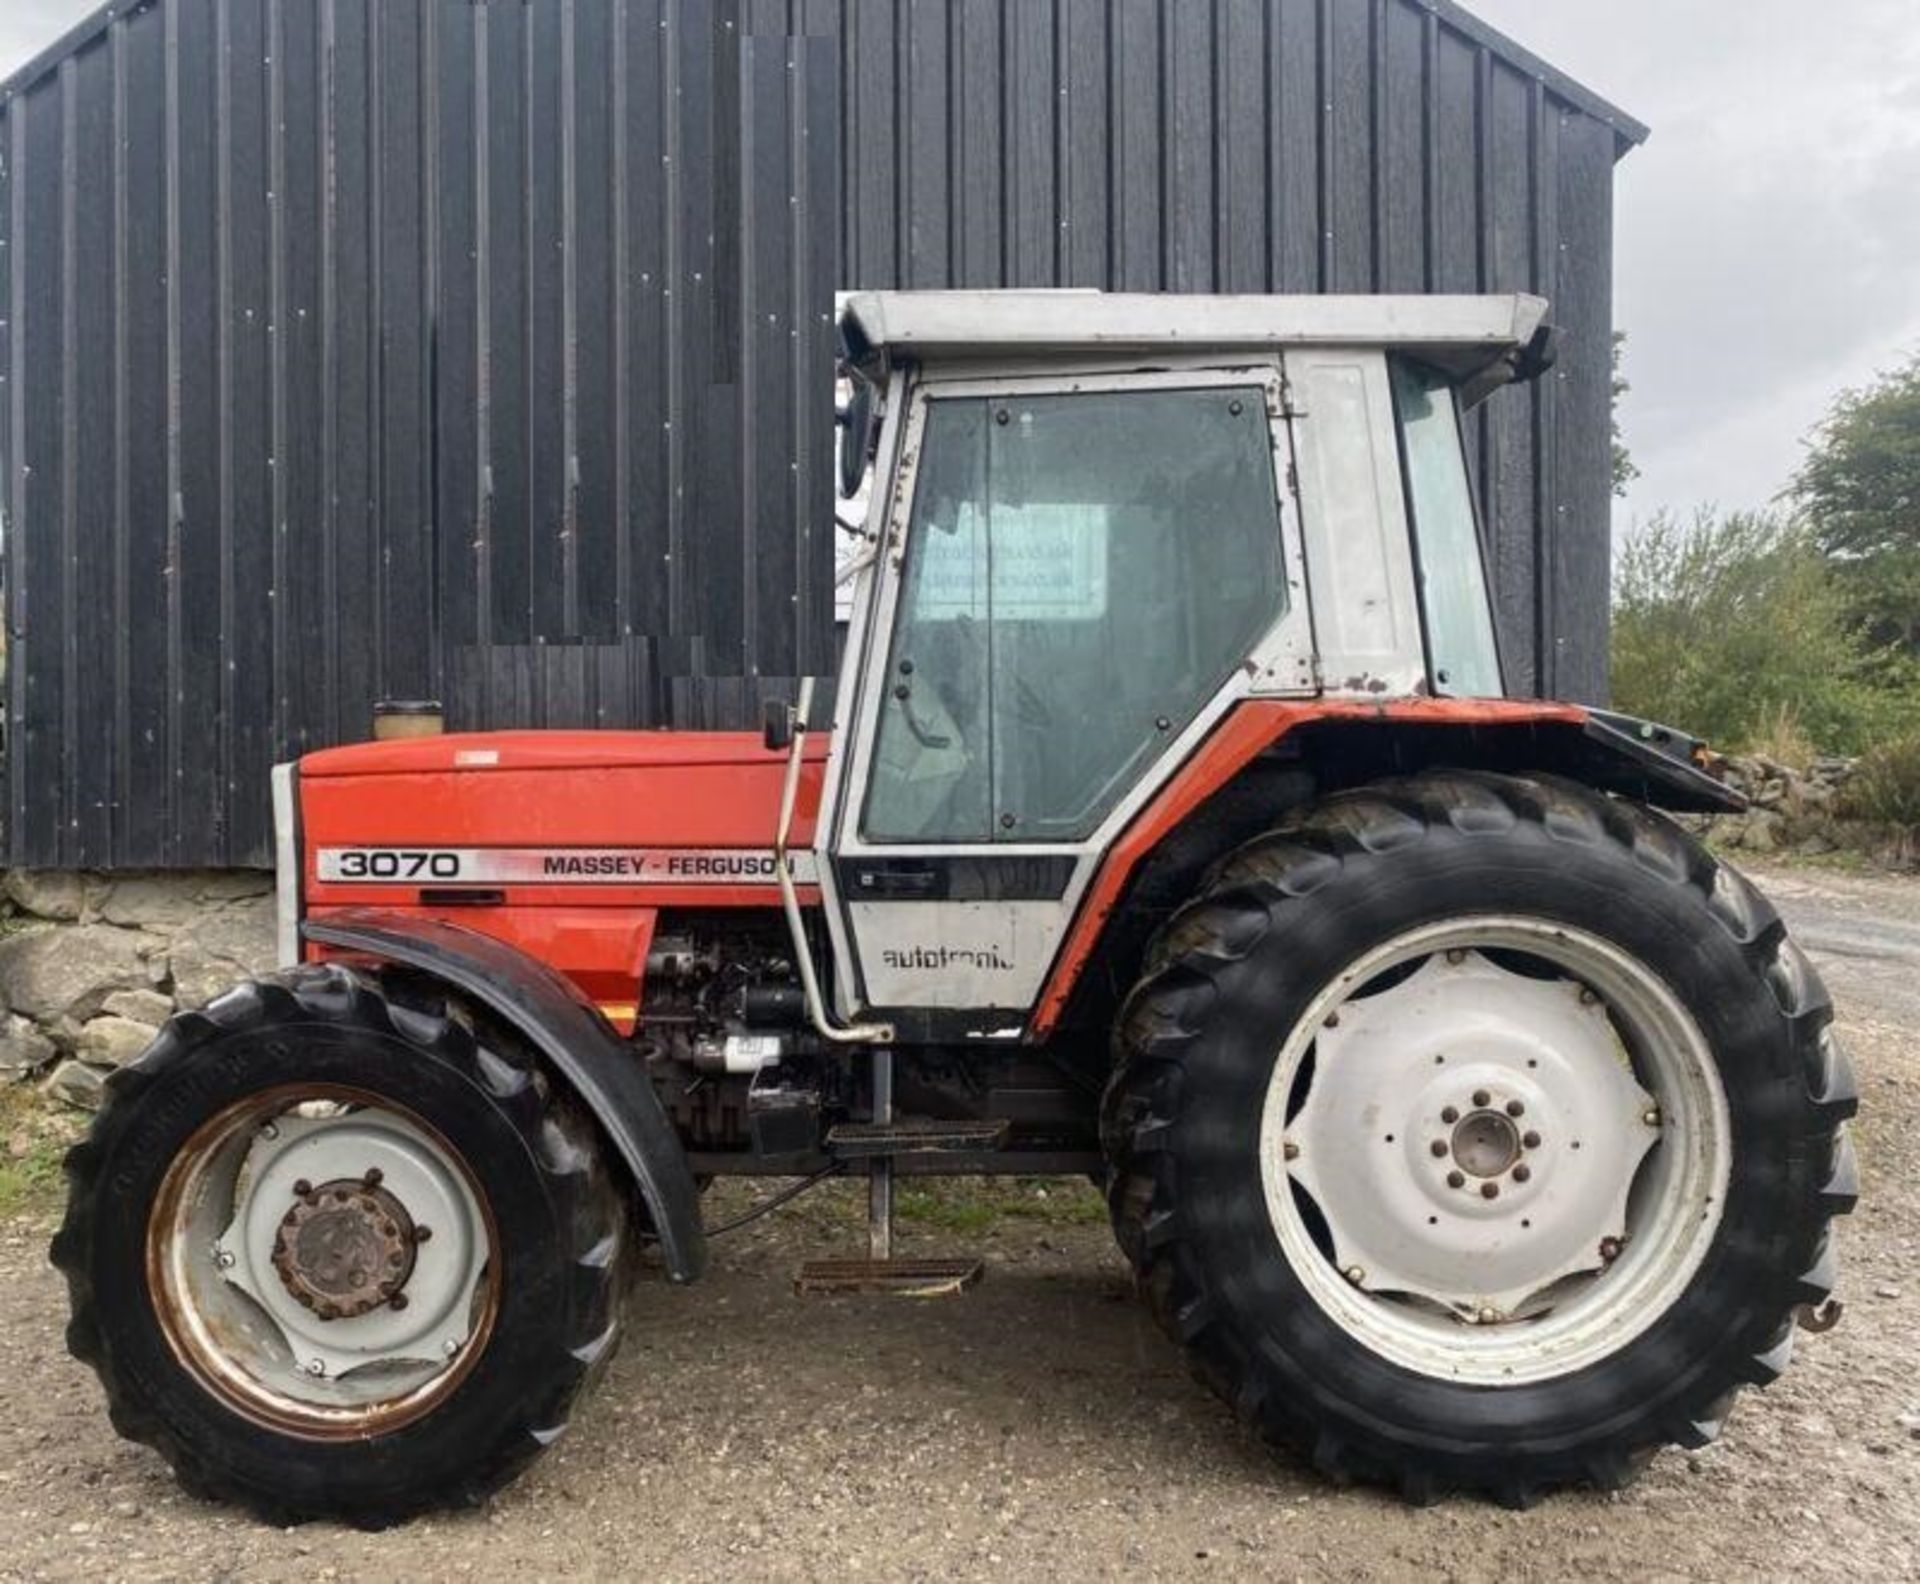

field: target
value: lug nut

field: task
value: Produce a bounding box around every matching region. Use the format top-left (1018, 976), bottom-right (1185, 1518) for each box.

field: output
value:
top-left (1472, 1090), bottom-right (1491, 1108)
top-left (414, 1224), bottom-right (434, 1243)
top-left (390, 1292), bottom-right (410, 1311)
top-left (363, 1167), bottom-right (384, 1188)
top-left (1344, 1265), bottom-right (1366, 1286)
top-left (1478, 1306), bottom-right (1501, 1325)
top-left (1430, 1140), bottom-right (1449, 1158)
top-left (292, 1179), bottom-right (313, 1198)
top-left (443, 1339), bottom-right (462, 1358)
top-left (1523, 1131), bottom-right (1542, 1149)
top-left (1512, 1164), bottom-right (1532, 1183)
top-left (306, 1359), bottom-right (326, 1377)
top-left (1446, 949), bottom-right (1467, 965)
top-left (1447, 1170), bottom-right (1466, 1189)
top-left (1643, 1108), bottom-right (1662, 1127)
top-left (259, 1122), bottom-right (279, 1141)
top-left (1480, 1182), bottom-right (1500, 1200)
top-left (1600, 1237), bottom-right (1623, 1262)
top-left (1441, 1106), bottom-right (1460, 1124)
top-left (214, 1248), bottom-right (236, 1270)
top-left (1506, 1099), bottom-right (1525, 1118)
top-left (1325, 1012), bottom-right (1342, 1030)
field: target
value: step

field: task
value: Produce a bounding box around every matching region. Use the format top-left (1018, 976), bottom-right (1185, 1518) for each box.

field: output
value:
top-left (824, 1118), bottom-right (1012, 1159)
top-left (793, 1257), bottom-right (985, 1297)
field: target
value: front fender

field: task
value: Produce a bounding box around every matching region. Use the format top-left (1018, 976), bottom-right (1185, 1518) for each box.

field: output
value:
top-left (302, 910), bottom-right (707, 1283)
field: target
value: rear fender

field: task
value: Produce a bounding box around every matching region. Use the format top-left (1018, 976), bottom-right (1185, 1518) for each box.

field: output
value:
top-left (1031, 699), bottom-right (1744, 1037)
top-left (302, 910), bottom-right (707, 1282)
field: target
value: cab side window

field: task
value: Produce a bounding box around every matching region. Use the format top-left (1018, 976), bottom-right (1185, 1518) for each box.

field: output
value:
top-left (864, 387), bottom-right (1287, 844)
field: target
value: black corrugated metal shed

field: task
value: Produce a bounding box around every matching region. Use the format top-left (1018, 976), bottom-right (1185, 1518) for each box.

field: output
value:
top-left (0, 0), bottom-right (1644, 870)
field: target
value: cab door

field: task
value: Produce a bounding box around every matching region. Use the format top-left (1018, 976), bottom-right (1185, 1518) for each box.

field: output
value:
top-left (817, 365), bottom-right (1307, 1034)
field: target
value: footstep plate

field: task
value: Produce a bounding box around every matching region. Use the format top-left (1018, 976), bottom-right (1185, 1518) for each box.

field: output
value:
top-left (793, 1257), bottom-right (984, 1297)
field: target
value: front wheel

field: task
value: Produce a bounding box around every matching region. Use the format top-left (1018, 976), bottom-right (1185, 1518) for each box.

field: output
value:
top-left (52, 965), bottom-right (629, 1527)
top-left (1102, 772), bottom-right (1857, 1505)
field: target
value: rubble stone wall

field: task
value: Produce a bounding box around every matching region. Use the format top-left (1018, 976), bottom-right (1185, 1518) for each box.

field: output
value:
top-left (1686, 754), bottom-right (1869, 860)
top-left (0, 870), bottom-right (277, 1108)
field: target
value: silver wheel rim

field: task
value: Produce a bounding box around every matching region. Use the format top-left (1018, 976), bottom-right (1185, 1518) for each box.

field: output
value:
top-left (148, 1085), bottom-right (498, 1437)
top-left (1257, 917), bottom-right (1731, 1386)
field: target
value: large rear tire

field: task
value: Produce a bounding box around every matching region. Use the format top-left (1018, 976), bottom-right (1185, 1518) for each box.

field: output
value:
top-left (51, 964), bottom-right (629, 1527)
top-left (1102, 772), bottom-right (1857, 1505)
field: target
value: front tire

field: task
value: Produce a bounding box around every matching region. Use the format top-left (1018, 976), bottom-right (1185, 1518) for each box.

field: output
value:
top-left (1102, 772), bottom-right (1857, 1505)
top-left (52, 964), bottom-right (629, 1527)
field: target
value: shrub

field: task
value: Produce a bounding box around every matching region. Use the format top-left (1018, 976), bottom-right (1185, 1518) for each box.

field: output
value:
top-left (1611, 509), bottom-right (1919, 754)
top-left (1842, 736), bottom-right (1920, 830)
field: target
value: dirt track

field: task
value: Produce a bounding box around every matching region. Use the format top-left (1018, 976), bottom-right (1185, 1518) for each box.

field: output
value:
top-left (0, 859), bottom-right (1915, 1582)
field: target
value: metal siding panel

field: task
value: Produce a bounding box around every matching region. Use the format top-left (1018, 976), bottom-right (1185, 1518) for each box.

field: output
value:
top-left (326, 0), bottom-right (378, 752)
top-left (483, 4), bottom-right (528, 651)
top-left (118, 5), bottom-right (170, 864)
top-left (1269, 0), bottom-right (1320, 291)
top-left (434, 0), bottom-right (482, 722)
top-left (1551, 109), bottom-right (1613, 704)
top-left (798, 34), bottom-right (838, 677)
top-left (1056, 0), bottom-right (1109, 288)
top-left (1164, 0), bottom-right (1214, 291)
top-left (69, 43), bottom-right (113, 866)
top-left (275, 0), bottom-right (330, 769)
top-left (1323, 0), bottom-right (1372, 292)
top-left (1109, 0), bottom-right (1161, 290)
top-left (528, 1), bottom-right (570, 651)
top-left (899, 0), bottom-right (950, 287)
top-left (1376, 0), bottom-right (1426, 293)
top-left (373, 1), bottom-right (434, 702)
top-left (742, 34), bottom-right (796, 679)
top-left (1002, 0), bottom-right (1054, 288)
top-left (221, 0), bottom-right (276, 865)
top-left (1430, 23), bottom-right (1478, 288)
top-left (1480, 58), bottom-right (1539, 696)
top-left (1215, 0), bottom-right (1266, 294)
top-left (571, 0), bottom-right (620, 650)
top-left (623, 0), bottom-right (670, 663)
top-left (1, 105), bottom-right (14, 859)
top-left (15, 79), bottom-right (65, 865)
top-left (680, 5), bottom-right (746, 679)
top-left (842, 0), bottom-right (897, 286)
top-left (953, 0), bottom-right (1001, 287)
top-left (172, 0), bottom-right (222, 860)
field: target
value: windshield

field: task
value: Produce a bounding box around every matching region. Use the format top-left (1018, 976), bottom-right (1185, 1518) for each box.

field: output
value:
top-left (1392, 360), bottom-right (1503, 698)
top-left (864, 385), bottom-right (1286, 843)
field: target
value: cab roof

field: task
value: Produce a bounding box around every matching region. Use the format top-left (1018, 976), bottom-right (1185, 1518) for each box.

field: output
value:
top-left (840, 291), bottom-right (1556, 403)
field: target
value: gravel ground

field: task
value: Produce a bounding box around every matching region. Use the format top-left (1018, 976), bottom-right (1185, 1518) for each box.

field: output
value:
top-left (0, 859), bottom-right (1915, 1581)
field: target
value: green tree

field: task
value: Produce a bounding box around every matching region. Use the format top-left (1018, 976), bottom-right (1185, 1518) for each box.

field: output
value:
top-left (1611, 330), bottom-right (1639, 498)
top-left (1611, 509), bottom-right (1913, 754)
top-left (1790, 354), bottom-right (1920, 651)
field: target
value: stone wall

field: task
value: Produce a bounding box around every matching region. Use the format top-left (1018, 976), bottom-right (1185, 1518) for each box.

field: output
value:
top-left (1691, 754), bottom-right (1862, 858)
top-left (0, 871), bottom-right (277, 1108)
top-left (1685, 752), bottom-right (1920, 870)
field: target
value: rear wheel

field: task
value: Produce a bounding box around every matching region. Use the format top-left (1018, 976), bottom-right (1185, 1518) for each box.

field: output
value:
top-left (52, 965), bottom-right (628, 1527)
top-left (1102, 772), bottom-right (1857, 1504)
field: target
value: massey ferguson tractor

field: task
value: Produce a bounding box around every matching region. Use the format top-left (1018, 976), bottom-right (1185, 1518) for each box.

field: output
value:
top-left (53, 293), bottom-right (1854, 1523)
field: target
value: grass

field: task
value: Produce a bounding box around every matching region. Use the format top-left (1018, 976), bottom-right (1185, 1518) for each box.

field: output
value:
top-left (0, 1087), bottom-right (79, 1219)
top-left (896, 1176), bottom-right (1109, 1234)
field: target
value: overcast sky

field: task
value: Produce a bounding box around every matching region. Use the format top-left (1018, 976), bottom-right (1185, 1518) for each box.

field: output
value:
top-left (5, 0), bottom-right (1914, 534)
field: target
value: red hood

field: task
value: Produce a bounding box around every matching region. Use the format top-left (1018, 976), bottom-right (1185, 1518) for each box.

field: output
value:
top-left (302, 729), bottom-right (828, 779)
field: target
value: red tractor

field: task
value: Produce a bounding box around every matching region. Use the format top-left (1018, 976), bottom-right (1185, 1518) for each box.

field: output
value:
top-left (54, 294), bottom-right (1854, 1522)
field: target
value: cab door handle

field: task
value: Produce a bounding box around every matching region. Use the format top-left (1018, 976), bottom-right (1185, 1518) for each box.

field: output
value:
top-left (853, 865), bottom-right (942, 898)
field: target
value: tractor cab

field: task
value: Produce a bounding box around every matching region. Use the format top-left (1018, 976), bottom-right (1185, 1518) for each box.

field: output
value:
top-left (807, 292), bottom-right (1557, 1034)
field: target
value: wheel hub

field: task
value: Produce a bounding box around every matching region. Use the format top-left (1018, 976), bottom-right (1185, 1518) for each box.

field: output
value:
top-left (271, 1176), bottom-right (418, 1322)
top-left (1450, 1110), bottom-right (1520, 1178)
top-left (1282, 950), bottom-right (1661, 1319)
